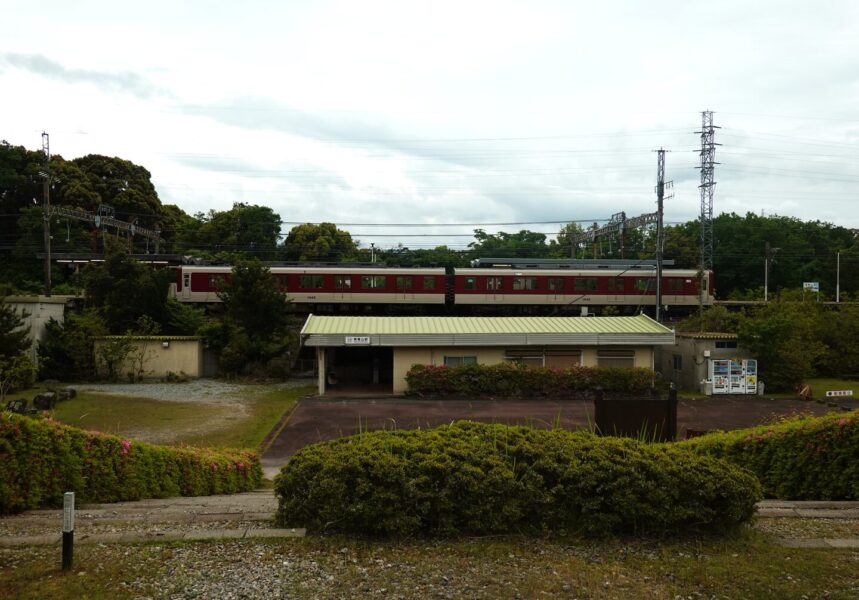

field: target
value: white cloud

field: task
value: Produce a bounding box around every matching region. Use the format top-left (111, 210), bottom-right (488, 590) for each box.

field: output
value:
top-left (2, 0), bottom-right (858, 250)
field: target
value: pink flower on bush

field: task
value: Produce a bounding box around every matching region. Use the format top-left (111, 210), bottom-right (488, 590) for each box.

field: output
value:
top-left (210, 463), bottom-right (218, 471)
top-left (121, 439), bottom-right (131, 456)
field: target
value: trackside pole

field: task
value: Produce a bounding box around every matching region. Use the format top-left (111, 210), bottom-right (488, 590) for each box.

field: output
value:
top-left (62, 492), bottom-right (74, 571)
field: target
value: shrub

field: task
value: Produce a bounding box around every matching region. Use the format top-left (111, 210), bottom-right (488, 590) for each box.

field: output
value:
top-left (680, 410), bottom-right (859, 500)
top-left (275, 421), bottom-right (760, 537)
top-left (0, 412), bottom-right (262, 515)
top-left (405, 363), bottom-right (655, 398)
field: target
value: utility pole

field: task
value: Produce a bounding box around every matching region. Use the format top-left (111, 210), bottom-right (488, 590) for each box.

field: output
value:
top-left (837, 251), bottom-right (841, 304)
top-left (764, 242), bottom-right (779, 302)
top-left (654, 148), bottom-right (672, 322)
top-left (40, 132), bottom-right (52, 297)
top-left (696, 111), bottom-right (720, 319)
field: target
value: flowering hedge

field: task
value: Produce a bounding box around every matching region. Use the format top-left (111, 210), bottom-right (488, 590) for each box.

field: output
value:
top-left (275, 421), bottom-right (760, 537)
top-left (405, 363), bottom-right (655, 397)
top-left (0, 412), bottom-right (262, 515)
top-left (680, 410), bottom-right (859, 500)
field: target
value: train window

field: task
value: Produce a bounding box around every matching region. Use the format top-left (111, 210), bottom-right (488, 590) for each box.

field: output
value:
top-left (597, 349), bottom-right (635, 369)
top-left (573, 277), bottom-right (597, 292)
top-left (464, 277), bottom-right (477, 290)
top-left (423, 276), bottom-right (436, 290)
top-left (701, 276), bottom-right (708, 291)
top-left (443, 356), bottom-right (477, 366)
top-left (513, 277), bottom-right (538, 290)
top-left (299, 275), bottom-right (324, 289)
top-left (183, 273), bottom-right (190, 289)
top-left (635, 278), bottom-right (654, 292)
top-left (334, 275), bottom-right (351, 289)
top-left (607, 277), bottom-right (624, 292)
top-left (396, 276), bottom-right (413, 290)
top-left (548, 278), bottom-right (564, 291)
top-left (361, 275), bottom-right (387, 289)
top-left (487, 277), bottom-right (503, 291)
top-left (667, 278), bottom-right (684, 293)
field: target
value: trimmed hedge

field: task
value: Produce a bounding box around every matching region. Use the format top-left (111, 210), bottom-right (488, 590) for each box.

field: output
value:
top-left (275, 421), bottom-right (760, 537)
top-left (405, 363), bottom-right (655, 397)
top-left (0, 412), bottom-right (262, 515)
top-left (680, 410), bottom-right (859, 500)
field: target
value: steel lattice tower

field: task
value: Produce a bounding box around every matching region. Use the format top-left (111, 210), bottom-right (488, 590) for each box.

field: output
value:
top-left (696, 111), bottom-right (719, 270)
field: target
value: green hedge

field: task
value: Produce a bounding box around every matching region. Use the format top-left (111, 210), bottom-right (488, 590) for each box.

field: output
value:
top-left (275, 421), bottom-right (760, 537)
top-left (0, 412), bottom-right (262, 515)
top-left (405, 363), bottom-right (655, 397)
top-left (680, 410), bottom-right (859, 500)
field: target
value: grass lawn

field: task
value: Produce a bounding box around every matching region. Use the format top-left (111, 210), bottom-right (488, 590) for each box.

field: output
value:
top-left (49, 391), bottom-right (227, 441)
top-left (2, 532), bottom-right (858, 599)
top-left (178, 385), bottom-right (313, 449)
top-left (45, 384), bottom-right (313, 451)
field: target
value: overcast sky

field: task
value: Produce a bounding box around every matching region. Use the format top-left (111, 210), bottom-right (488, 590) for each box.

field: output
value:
top-left (2, 0), bottom-right (858, 250)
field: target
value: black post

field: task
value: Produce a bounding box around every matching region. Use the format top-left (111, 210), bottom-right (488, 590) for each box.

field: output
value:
top-left (667, 386), bottom-right (678, 441)
top-left (62, 492), bottom-right (74, 571)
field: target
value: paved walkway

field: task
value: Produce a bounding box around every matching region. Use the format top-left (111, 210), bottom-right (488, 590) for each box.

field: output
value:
top-left (2, 493), bottom-right (858, 549)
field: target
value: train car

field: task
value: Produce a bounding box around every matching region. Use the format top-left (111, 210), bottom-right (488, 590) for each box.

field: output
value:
top-left (171, 265), bottom-right (447, 305)
top-left (452, 267), bottom-right (714, 309)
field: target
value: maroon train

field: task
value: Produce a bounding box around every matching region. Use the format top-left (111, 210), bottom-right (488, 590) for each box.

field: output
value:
top-left (170, 259), bottom-right (714, 313)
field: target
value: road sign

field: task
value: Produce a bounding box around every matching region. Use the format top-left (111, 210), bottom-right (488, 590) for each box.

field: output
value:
top-left (803, 282), bottom-right (819, 291)
top-left (825, 390), bottom-right (853, 397)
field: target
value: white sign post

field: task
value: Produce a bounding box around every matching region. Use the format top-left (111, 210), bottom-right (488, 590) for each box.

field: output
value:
top-left (62, 492), bottom-right (74, 571)
top-left (803, 282), bottom-right (820, 302)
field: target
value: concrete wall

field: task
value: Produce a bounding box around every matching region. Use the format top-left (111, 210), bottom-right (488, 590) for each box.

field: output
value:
top-left (7, 296), bottom-right (71, 365)
top-left (94, 338), bottom-right (203, 380)
top-left (392, 345), bottom-right (655, 395)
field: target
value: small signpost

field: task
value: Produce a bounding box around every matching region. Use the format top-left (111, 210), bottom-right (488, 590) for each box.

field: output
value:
top-left (825, 390), bottom-right (854, 397)
top-left (62, 492), bottom-right (74, 571)
top-left (803, 281), bottom-right (820, 302)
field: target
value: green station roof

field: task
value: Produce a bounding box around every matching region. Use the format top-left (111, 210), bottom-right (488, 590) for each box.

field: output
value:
top-left (302, 314), bottom-right (674, 347)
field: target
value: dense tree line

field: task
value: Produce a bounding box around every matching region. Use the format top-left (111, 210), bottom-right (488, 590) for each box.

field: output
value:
top-left (3, 140), bottom-right (858, 300)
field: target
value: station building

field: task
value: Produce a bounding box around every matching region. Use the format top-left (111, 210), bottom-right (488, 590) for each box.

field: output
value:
top-left (301, 314), bottom-right (675, 395)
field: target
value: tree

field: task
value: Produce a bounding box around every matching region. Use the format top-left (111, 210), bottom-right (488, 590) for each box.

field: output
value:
top-left (468, 229), bottom-right (550, 258)
top-left (738, 300), bottom-right (826, 391)
top-left (215, 260), bottom-right (294, 375)
top-left (0, 298), bottom-right (30, 359)
top-left (37, 310), bottom-right (106, 381)
top-left (0, 296), bottom-right (34, 400)
top-left (81, 242), bottom-right (174, 333)
top-left (282, 222), bottom-right (356, 262)
top-left (186, 203), bottom-right (282, 259)
top-left (0, 354), bottom-right (36, 402)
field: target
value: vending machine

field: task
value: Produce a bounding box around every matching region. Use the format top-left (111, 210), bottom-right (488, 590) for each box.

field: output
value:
top-left (708, 359), bottom-right (757, 394)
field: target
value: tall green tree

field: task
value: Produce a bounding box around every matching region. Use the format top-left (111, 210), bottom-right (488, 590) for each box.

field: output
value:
top-left (468, 229), bottom-right (550, 258)
top-left (0, 298), bottom-right (30, 359)
top-left (184, 203), bottom-right (282, 259)
top-left (81, 243), bottom-right (173, 333)
top-left (214, 260), bottom-right (294, 375)
top-left (738, 299), bottom-right (827, 391)
top-left (282, 222), bottom-right (356, 262)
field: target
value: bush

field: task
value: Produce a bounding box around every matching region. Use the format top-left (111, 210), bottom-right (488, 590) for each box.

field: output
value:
top-left (680, 410), bottom-right (859, 500)
top-left (0, 412), bottom-right (262, 515)
top-left (405, 363), bottom-right (655, 398)
top-left (275, 421), bottom-right (760, 537)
